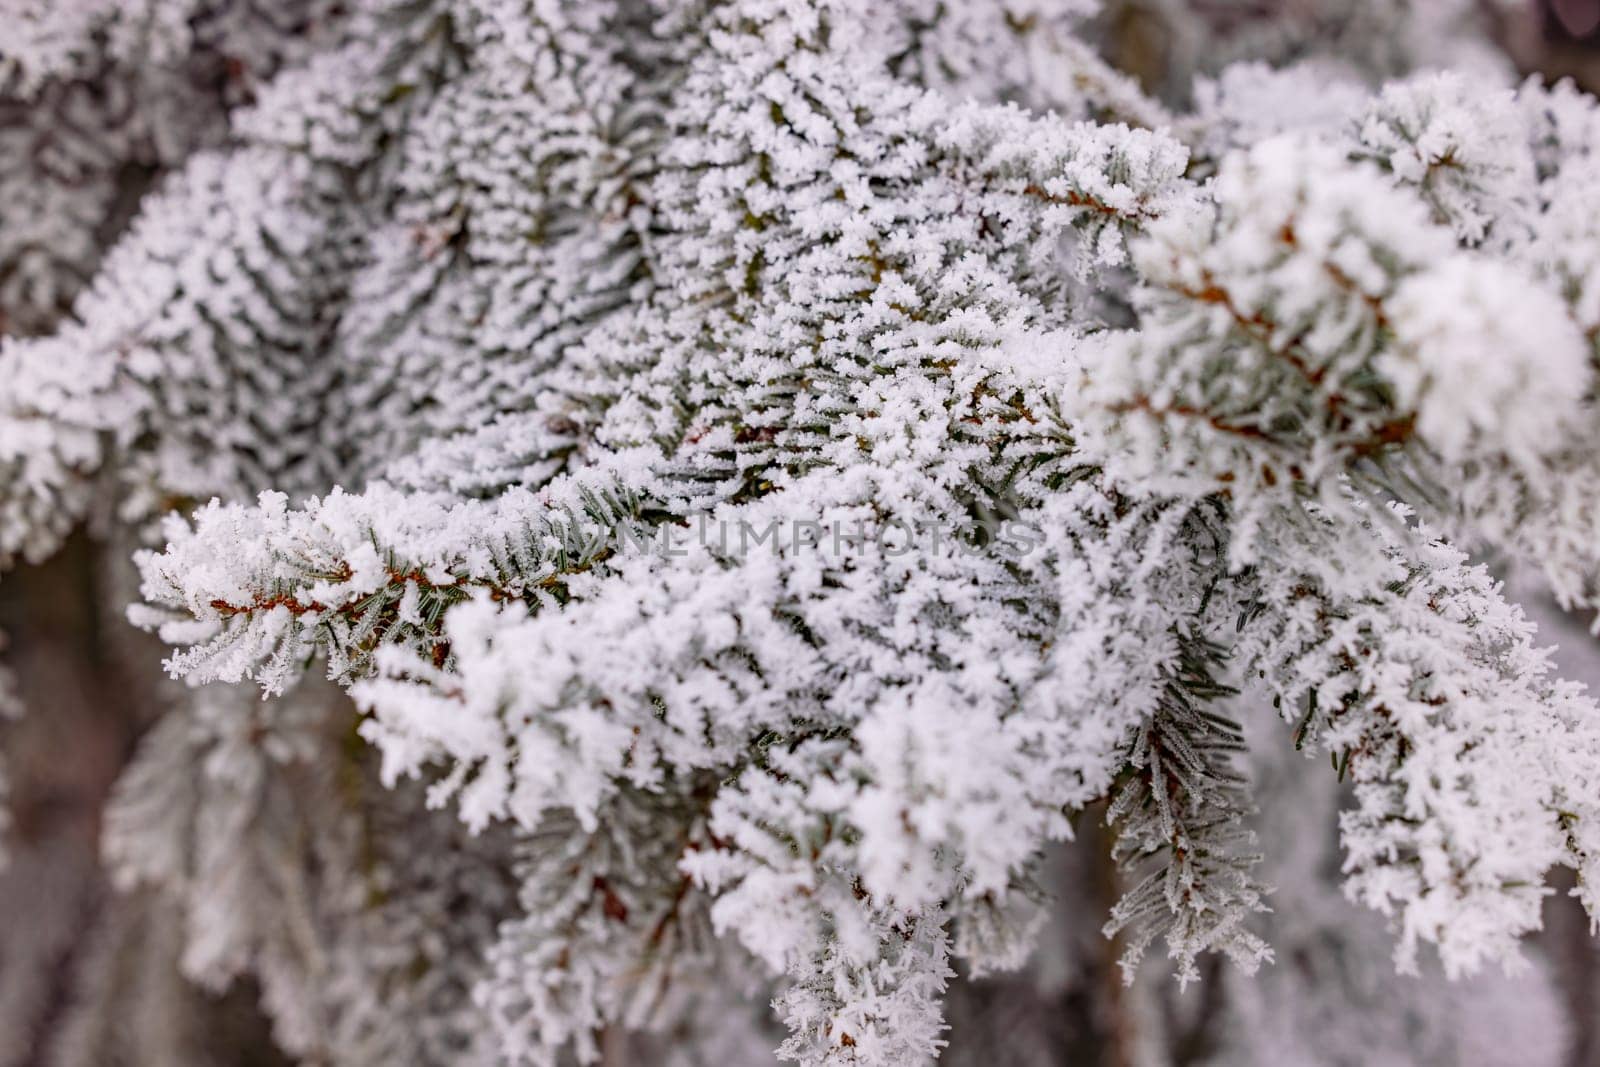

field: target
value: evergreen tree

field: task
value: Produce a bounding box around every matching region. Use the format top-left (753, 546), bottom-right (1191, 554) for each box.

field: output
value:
top-left (4, 1), bottom-right (1600, 1063)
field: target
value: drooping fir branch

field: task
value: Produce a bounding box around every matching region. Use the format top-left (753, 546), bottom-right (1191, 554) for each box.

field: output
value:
top-left (1103, 629), bottom-right (1269, 987)
top-left (1234, 513), bottom-right (1600, 976)
top-left (481, 785), bottom-right (730, 1067)
top-left (101, 678), bottom-right (521, 1062)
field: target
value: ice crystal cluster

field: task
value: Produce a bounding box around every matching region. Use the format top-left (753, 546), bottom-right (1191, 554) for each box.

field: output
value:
top-left (3, 0), bottom-right (1600, 1063)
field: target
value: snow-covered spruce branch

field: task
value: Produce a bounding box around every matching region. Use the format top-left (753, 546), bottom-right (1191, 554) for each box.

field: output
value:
top-left (1066, 134), bottom-right (1589, 552)
top-left (1061, 77), bottom-right (1600, 602)
top-left (133, 467), bottom-right (654, 695)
